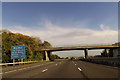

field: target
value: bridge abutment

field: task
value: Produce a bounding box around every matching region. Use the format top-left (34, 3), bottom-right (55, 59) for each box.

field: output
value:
top-left (84, 49), bottom-right (88, 59)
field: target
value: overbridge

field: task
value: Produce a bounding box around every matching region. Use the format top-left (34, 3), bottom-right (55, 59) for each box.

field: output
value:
top-left (40, 45), bottom-right (119, 61)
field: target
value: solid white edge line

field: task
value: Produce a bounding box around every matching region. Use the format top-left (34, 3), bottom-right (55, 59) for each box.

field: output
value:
top-left (18, 68), bottom-right (23, 70)
top-left (4, 69), bottom-right (17, 74)
top-left (4, 63), bottom-right (53, 74)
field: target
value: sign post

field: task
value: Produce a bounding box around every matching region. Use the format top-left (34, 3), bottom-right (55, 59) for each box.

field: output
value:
top-left (13, 59), bottom-right (15, 66)
top-left (21, 58), bottom-right (23, 64)
top-left (11, 45), bottom-right (25, 65)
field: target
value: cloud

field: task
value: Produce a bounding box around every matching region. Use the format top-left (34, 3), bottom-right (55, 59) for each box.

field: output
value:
top-left (100, 24), bottom-right (110, 31)
top-left (4, 21), bottom-right (118, 47)
top-left (3, 21), bottom-right (118, 57)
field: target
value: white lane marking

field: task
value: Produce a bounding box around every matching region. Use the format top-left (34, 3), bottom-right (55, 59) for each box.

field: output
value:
top-left (4, 69), bottom-right (17, 74)
top-left (31, 65), bottom-right (40, 68)
top-left (32, 66), bottom-right (36, 67)
top-left (0, 73), bottom-right (2, 74)
top-left (33, 65), bottom-right (38, 67)
top-left (4, 63), bottom-right (53, 74)
top-left (42, 69), bottom-right (48, 72)
top-left (105, 65), bottom-right (118, 69)
top-left (4, 64), bottom-right (41, 74)
top-left (5, 72), bottom-right (9, 74)
top-left (4, 64), bottom-right (42, 74)
top-left (13, 70), bottom-right (17, 72)
top-left (27, 67), bottom-right (30, 68)
top-left (31, 66), bottom-right (35, 68)
top-left (23, 68), bottom-right (27, 69)
top-left (18, 68), bottom-right (23, 70)
top-left (113, 67), bottom-right (118, 68)
top-left (38, 65), bottom-right (41, 66)
top-left (8, 70), bottom-right (15, 73)
top-left (75, 64), bottom-right (77, 65)
top-left (78, 67), bottom-right (82, 71)
top-left (50, 62), bottom-right (54, 63)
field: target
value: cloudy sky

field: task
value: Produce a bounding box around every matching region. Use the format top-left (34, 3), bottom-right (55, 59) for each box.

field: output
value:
top-left (2, 2), bottom-right (118, 57)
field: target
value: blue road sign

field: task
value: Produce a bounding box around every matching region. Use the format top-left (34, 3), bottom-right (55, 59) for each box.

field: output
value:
top-left (11, 45), bottom-right (25, 59)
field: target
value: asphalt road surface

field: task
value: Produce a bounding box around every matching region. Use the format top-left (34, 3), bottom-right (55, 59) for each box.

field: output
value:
top-left (2, 60), bottom-right (119, 79)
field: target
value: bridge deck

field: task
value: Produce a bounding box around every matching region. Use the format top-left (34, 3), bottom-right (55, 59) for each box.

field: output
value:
top-left (41, 45), bottom-right (119, 52)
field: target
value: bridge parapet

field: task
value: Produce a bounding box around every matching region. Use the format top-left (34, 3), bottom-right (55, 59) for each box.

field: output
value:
top-left (41, 45), bottom-right (119, 51)
top-left (52, 43), bottom-right (117, 48)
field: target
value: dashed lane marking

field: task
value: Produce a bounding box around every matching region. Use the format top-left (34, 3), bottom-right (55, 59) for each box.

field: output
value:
top-left (42, 69), bottom-right (48, 72)
top-left (78, 67), bottom-right (82, 71)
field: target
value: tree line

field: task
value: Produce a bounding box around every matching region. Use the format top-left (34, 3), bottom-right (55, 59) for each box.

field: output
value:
top-left (0, 30), bottom-right (60, 63)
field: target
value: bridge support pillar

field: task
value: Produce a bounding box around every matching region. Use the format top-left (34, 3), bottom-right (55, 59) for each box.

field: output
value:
top-left (84, 49), bottom-right (88, 59)
top-left (104, 49), bottom-right (109, 57)
top-left (45, 51), bottom-right (49, 61)
top-left (109, 49), bottom-right (113, 57)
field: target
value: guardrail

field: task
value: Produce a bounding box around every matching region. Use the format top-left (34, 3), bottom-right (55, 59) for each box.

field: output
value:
top-left (0, 61), bottom-right (38, 66)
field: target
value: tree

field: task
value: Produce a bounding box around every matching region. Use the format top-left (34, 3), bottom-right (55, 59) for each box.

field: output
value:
top-left (1, 29), bottom-right (60, 62)
top-left (42, 41), bottom-right (52, 48)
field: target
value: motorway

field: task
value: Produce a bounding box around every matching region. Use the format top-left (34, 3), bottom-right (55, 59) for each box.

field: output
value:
top-left (2, 60), bottom-right (119, 79)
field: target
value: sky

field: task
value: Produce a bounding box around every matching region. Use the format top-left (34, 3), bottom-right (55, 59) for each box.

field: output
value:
top-left (2, 2), bottom-right (118, 57)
